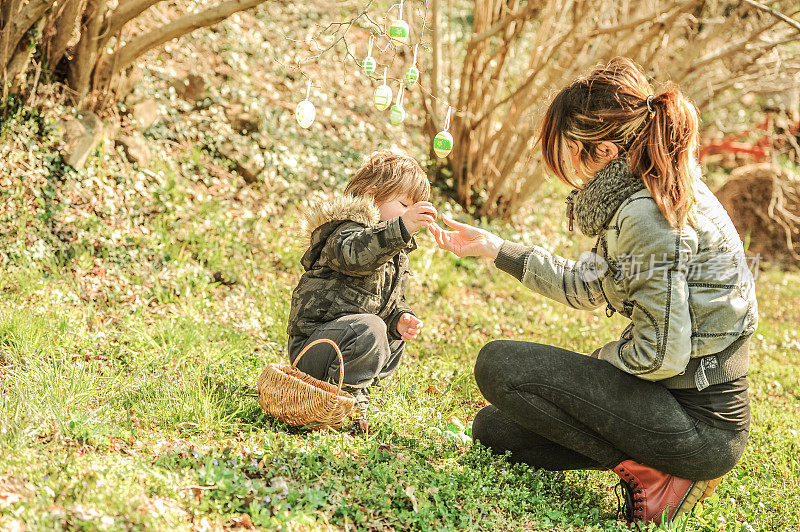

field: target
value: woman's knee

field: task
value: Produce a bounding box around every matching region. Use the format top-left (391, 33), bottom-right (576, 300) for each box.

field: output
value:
top-left (471, 405), bottom-right (503, 447)
top-left (474, 340), bottom-right (510, 399)
top-left (475, 340), bottom-right (548, 395)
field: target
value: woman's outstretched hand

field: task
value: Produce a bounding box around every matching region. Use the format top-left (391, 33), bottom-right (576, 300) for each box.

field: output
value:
top-left (429, 215), bottom-right (505, 259)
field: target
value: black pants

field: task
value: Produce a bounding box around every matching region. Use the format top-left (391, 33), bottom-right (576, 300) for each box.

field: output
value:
top-left (472, 340), bottom-right (749, 481)
top-left (288, 314), bottom-right (405, 391)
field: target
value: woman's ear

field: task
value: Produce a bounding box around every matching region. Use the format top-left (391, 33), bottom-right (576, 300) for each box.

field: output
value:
top-left (596, 141), bottom-right (619, 161)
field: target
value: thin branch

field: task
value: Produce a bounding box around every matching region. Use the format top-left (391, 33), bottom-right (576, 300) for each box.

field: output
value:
top-left (297, 0), bottom-right (376, 69)
top-left (467, 1), bottom-right (537, 47)
top-left (742, 0), bottom-right (800, 33)
top-left (587, 0), bottom-right (697, 37)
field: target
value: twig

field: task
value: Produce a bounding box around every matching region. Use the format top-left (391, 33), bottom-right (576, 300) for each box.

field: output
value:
top-left (742, 0), bottom-right (800, 33)
top-left (297, 0), bottom-right (377, 69)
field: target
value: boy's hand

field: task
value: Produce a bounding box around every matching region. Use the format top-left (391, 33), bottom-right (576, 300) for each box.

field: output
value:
top-left (401, 202), bottom-right (437, 234)
top-left (397, 313), bottom-right (422, 341)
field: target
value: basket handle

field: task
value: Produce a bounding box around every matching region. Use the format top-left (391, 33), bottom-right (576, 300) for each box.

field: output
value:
top-left (291, 338), bottom-right (346, 395)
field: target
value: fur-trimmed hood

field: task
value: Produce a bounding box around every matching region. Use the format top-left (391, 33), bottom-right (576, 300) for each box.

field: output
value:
top-left (300, 193), bottom-right (381, 242)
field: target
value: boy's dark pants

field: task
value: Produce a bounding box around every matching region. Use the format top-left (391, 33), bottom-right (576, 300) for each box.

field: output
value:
top-left (288, 314), bottom-right (405, 391)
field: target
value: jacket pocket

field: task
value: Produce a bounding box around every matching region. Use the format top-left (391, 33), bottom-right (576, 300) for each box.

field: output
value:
top-left (323, 283), bottom-right (383, 321)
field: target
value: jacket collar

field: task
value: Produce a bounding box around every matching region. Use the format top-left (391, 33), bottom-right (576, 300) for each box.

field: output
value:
top-left (302, 192), bottom-right (417, 253)
top-left (301, 193), bottom-right (381, 241)
top-left (567, 153), bottom-right (646, 237)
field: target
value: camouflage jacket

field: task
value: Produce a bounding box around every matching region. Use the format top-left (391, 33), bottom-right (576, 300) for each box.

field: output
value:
top-left (286, 193), bottom-right (417, 341)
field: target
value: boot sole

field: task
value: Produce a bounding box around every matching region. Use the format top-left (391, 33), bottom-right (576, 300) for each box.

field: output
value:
top-left (672, 477), bottom-right (722, 521)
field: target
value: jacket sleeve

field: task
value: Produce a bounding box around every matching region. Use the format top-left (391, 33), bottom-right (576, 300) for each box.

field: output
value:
top-left (494, 241), bottom-right (606, 310)
top-left (321, 217), bottom-right (411, 277)
top-left (596, 202), bottom-right (697, 381)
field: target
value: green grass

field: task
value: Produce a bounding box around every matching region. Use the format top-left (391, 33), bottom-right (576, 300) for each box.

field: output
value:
top-left (1, 9), bottom-right (799, 529)
top-left (1, 129), bottom-right (798, 530)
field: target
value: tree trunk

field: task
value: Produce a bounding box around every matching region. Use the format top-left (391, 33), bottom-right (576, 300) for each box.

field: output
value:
top-left (67, 0), bottom-right (107, 105)
top-left (43, 0), bottom-right (89, 71)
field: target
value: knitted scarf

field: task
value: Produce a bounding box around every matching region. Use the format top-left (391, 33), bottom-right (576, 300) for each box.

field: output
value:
top-left (567, 154), bottom-right (646, 237)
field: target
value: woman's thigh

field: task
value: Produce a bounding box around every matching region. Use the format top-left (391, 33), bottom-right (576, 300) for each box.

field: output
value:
top-left (474, 339), bottom-right (746, 479)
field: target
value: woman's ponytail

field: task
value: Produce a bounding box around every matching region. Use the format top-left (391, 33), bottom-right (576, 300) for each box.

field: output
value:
top-left (539, 57), bottom-right (701, 228)
top-left (627, 84), bottom-right (699, 228)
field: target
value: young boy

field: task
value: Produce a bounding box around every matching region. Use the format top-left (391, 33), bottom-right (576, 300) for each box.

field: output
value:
top-left (286, 150), bottom-right (436, 418)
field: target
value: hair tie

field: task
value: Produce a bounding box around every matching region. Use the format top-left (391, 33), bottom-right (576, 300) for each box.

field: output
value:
top-left (646, 95), bottom-right (655, 113)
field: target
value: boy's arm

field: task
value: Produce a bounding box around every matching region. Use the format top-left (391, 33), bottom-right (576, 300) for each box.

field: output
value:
top-left (322, 218), bottom-right (412, 276)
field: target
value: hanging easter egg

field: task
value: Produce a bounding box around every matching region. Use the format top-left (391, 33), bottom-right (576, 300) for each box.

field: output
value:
top-left (294, 79), bottom-right (315, 128)
top-left (433, 130), bottom-right (453, 158)
top-left (389, 1), bottom-right (410, 45)
top-left (373, 67), bottom-right (392, 111)
top-left (405, 66), bottom-right (419, 85)
top-left (374, 85), bottom-right (392, 111)
top-left (362, 34), bottom-right (376, 75)
top-left (405, 45), bottom-right (420, 85)
top-left (389, 104), bottom-right (406, 125)
top-left (390, 19), bottom-right (410, 44)
top-left (363, 56), bottom-right (377, 75)
top-left (389, 83), bottom-right (406, 125)
top-left (295, 100), bottom-right (315, 129)
top-left (433, 106), bottom-right (454, 157)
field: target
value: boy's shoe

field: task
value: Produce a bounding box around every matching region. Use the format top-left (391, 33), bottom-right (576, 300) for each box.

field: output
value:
top-left (613, 460), bottom-right (722, 525)
top-left (341, 386), bottom-right (370, 433)
top-left (353, 393), bottom-right (370, 433)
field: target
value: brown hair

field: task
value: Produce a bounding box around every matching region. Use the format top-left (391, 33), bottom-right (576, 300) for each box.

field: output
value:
top-left (345, 149), bottom-right (430, 204)
top-left (538, 57), bottom-right (699, 227)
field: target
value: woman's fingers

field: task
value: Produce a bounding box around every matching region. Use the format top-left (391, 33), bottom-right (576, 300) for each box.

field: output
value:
top-left (441, 215), bottom-right (469, 230)
top-left (435, 229), bottom-right (447, 249)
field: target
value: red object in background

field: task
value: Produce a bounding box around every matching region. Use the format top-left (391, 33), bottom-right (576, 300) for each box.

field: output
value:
top-left (699, 114), bottom-right (800, 163)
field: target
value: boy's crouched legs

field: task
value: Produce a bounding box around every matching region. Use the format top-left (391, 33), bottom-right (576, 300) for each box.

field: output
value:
top-left (288, 314), bottom-right (404, 391)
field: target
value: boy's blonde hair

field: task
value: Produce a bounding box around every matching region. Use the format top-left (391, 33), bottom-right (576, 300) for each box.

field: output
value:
top-left (345, 150), bottom-right (430, 204)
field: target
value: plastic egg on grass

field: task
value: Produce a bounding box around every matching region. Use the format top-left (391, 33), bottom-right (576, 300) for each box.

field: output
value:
top-left (433, 130), bottom-right (453, 158)
top-left (426, 427), bottom-right (442, 437)
top-left (389, 104), bottom-right (406, 125)
top-left (405, 66), bottom-right (419, 85)
top-left (389, 19), bottom-right (410, 44)
top-left (362, 56), bottom-right (377, 75)
top-left (443, 430), bottom-right (459, 443)
top-left (446, 417), bottom-right (465, 432)
top-left (295, 100), bottom-right (315, 128)
top-left (373, 84), bottom-right (393, 111)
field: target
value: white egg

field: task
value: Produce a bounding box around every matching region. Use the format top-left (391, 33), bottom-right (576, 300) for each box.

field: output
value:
top-left (295, 100), bottom-right (315, 128)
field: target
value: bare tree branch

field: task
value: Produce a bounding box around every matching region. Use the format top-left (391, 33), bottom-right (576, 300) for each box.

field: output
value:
top-left (111, 0), bottom-right (267, 73)
top-left (108, 0), bottom-right (164, 35)
top-left (742, 0), bottom-right (800, 33)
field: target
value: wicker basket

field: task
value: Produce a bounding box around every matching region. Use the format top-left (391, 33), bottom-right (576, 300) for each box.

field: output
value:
top-left (257, 338), bottom-right (355, 428)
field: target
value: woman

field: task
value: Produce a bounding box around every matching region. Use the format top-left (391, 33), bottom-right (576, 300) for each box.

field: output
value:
top-left (430, 57), bottom-right (757, 525)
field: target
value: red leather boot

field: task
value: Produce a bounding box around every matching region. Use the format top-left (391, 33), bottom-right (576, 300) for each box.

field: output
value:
top-left (612, 460), bottom-right (722, 525)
